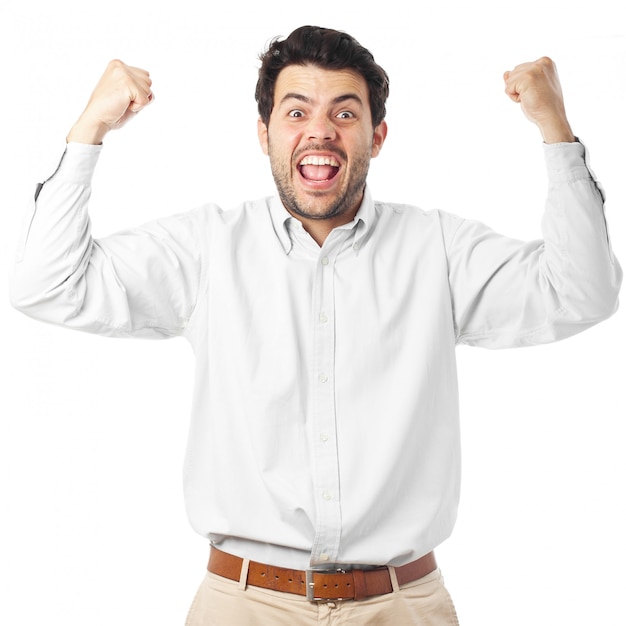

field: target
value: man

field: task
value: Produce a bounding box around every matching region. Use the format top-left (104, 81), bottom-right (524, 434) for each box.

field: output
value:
top-left (10, 25), bottom-right (622, 625)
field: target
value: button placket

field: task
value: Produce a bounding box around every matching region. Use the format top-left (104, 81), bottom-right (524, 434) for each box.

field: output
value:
top-left (309, 241), bottom-right (343, 565)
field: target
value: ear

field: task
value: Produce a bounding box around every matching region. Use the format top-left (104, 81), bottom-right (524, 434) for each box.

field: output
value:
top-left (371, 120), bottom-right (388, 158)
top-left (257, 118), bottom-right (269, 156)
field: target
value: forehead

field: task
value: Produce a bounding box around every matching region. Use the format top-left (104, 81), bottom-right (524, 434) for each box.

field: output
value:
top-left (274, 64), bottom-right (370, 105)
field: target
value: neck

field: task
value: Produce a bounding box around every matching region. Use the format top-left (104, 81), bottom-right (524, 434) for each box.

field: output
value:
top-left (284, 188), bottom-right (366, 246)
top-left (292, 209), bottom-right (359, 246)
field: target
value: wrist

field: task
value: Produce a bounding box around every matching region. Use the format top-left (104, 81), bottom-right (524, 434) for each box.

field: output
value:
top-left (538, 118), bottom-right (576, 144)
top-left (66, 115), bottom-right (109, 145)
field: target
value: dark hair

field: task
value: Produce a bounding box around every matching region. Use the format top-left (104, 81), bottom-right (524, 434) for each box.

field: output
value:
top-left (255, 25), bottom-right (390, 128)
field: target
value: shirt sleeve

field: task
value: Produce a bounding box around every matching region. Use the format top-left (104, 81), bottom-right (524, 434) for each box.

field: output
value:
top-left (445, 140), bottom-right (622, 349)
top-left (10, 143), bottom-right (204, 338)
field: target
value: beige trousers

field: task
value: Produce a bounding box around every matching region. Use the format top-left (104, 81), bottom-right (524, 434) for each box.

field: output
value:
top-left (185, 566), bottom-right (459, 625)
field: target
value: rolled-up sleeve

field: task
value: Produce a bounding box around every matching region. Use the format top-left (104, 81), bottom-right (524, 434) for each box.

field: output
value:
top-left (447, 141), bottom-right (622, 348)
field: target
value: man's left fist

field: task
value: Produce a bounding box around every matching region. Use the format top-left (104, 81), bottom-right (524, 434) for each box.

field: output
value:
top-left (504, 57), bottom-right (576, 144)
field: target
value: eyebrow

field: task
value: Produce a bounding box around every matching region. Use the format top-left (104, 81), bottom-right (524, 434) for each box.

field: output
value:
top-left (279, 93), bottom-right (364, 107)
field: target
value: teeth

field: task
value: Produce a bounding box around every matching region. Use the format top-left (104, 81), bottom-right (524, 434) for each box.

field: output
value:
top-left (299, 155), bottom-right (340, 167)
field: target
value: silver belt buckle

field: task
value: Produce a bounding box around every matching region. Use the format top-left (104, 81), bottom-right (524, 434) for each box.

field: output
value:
top-left (305, 567), bottom-right (347, 602)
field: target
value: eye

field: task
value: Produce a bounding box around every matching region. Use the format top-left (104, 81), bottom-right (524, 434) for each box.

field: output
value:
top-left (336, 110), bottom-right (355, 120)
top-left (288, 109), bottom-right (304, 118)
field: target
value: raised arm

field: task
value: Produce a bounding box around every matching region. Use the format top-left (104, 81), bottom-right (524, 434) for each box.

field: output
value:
top-left (445, 58), bottom-right (621, 348)
top-left (10, 62), bottom-right (203, 339)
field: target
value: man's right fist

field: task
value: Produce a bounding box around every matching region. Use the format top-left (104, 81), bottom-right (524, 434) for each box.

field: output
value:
top-left (67, 60), bottom-right (153, 145)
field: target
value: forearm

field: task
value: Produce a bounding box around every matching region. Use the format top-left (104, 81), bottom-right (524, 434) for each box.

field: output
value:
top-left (10, 144), bottom-right (101, 323)
top-left (449, 140), bottom-right (621, 349)
top-left (11, 143), bottom-right (203, 338)
top-left (541, 140), bottom-right (621, 321)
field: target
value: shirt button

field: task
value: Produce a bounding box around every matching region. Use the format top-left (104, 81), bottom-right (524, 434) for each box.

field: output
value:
top-left (323, 492), bottom-right (332, 501)
top-left (320, 433), bottom-right (329, 443)
top-left (353, 242), bottom-right (361, 251)
top-left (321, 256), bottom-right (329, 266)
top-left (319, 313), bottom-right (328, 324)
top-left (320, 553), bottom-right (330, 562)
top-left (318, 373), bottom-right (328, 383)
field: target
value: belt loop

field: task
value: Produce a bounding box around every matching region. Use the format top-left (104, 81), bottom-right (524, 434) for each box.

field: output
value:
top-left (238, 558), bottom-right (251, 590)
top-left (387, 566), bottom-right (400, 593)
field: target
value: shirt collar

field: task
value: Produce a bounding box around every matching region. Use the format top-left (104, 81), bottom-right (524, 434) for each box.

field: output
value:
top-left (268, 195), bottom-right (294, 255)
top-left (268, 186), bottom-right (377, 256)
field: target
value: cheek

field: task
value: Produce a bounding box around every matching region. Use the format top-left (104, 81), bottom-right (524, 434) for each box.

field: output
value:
top-left (267, 129), bottom-right (296, 160)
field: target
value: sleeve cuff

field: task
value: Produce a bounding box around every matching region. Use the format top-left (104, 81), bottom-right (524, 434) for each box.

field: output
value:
top-left (45, 142), bottom-right (103, 186)
top-left (543, 138), bottom-right (605, 201)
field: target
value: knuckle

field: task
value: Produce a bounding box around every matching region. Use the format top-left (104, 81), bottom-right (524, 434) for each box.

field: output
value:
top-left (537, 56), bottom-right (554, 71)
top-left (107, 59), bottom-right (125, 70)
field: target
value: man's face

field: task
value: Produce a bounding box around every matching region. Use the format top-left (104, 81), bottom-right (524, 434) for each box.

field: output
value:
top-left (258, 64), bottom-right (387, 226)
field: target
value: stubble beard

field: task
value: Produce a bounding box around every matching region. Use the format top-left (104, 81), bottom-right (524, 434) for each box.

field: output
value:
top-left (269, 141), bottom-right (371, 222)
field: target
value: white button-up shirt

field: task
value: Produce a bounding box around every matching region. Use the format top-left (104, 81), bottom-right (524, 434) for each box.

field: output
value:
top-left (10, 141), bottom-right (621, 570)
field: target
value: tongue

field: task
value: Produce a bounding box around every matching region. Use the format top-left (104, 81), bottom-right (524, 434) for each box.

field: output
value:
top-left (301, 164), bottom-right (337, 181)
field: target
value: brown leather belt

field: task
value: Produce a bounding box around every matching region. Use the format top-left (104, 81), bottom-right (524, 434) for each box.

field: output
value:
top-left (208, 547), bottom-right (437, 601)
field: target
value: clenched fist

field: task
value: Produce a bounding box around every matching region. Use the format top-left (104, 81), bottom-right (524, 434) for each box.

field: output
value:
top-left (67, 60), bottom-right (154, 145)
top-left (503, 57), bottom-right (575, 144)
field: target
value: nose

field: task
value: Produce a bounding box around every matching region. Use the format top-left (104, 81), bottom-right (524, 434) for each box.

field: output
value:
top-left (306, 112), bottom-right (336, 142)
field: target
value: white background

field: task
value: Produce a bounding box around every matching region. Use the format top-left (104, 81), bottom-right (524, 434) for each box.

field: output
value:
top-left (1, 1), bottom-right (624, 624)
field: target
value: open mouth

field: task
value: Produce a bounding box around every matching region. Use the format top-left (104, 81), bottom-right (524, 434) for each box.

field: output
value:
top-left (298, 155), bottom-right (341, 182)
